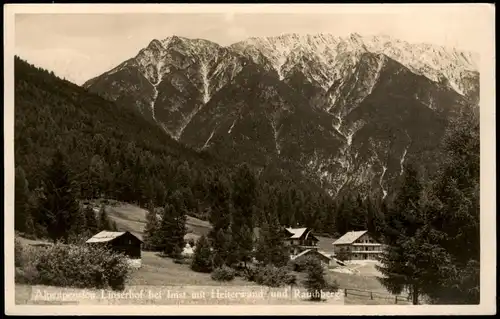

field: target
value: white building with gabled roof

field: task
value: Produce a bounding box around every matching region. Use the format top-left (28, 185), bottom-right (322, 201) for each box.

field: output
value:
top-left (332, 230), bottom-right (383, 261)
top-left (283, 227), bottom-right (319, 256)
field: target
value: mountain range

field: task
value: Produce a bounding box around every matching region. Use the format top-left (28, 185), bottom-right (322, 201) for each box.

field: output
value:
top-left (83, 33), bottom-right (480, 198)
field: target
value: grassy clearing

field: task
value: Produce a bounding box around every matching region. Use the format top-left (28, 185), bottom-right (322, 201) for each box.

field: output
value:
top-left (327, 271), bottom-right (388, 293)
top-left (128, 251), bottom-right (252, 286)
top-left (96, 201), bottom-right (211, 241)
top-left (326, 266), bottom-right (411, 305)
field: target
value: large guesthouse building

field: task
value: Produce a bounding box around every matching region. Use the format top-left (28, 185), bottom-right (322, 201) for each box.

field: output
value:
top-left (332, 230), bottom-right (383, 261)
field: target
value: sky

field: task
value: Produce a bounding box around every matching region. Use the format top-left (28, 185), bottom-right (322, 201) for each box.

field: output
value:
top-left (14, 5), bottom-right (492, 85)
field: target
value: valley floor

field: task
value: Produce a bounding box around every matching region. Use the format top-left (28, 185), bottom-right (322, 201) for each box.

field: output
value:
top-left (14, 201), bottom-right (409, 306)
top-left (15, 249), bottom-right (409, 305)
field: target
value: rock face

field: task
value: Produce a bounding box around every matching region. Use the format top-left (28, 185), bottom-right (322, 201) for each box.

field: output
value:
top-left (84, 33), bottom-right (479, 198)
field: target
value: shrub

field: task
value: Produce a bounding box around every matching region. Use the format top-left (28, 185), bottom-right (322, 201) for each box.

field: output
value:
top-left (191, 235), bottom-right (212, 273)
top-left (302, 256), bottom-right (338, 301)
top-left (15, 265), bottom-right (39, 284)
top-left (211, 266), bottom-right (236, 282)
top-left (242, 267), bottom-right (257, 282)
top-left (15, 243), bottom-right (46, 284)
top-left (287, 258), bottom-right (308, 272)
top-left (253, 265), bottom-right (297, 287)
top-left (169, 245), bottom-right (183, 260)
top-left (16, 242), bottom-right (130, 291)
top-left (15, 240), bottom-right (40, 284)
top-left (68, 231), bottom-right (93, 245)
top-left (15, 239), bottom-right (24, 267)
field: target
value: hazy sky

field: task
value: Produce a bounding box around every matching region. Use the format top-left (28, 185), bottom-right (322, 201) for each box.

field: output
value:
top-left (14, 5), bottom-right (491, 85)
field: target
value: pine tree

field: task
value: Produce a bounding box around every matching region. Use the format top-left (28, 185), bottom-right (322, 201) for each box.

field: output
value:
top-left (303, 256), bottom-right (338, 301)
top-left (231, 163), bottom-right (257, 266)
top-left (208, 177), bottom-right (233, 267)
top-left (419, 109), bottom-right (480, 304)
top-left (70, 204), bottom-right (87, 237)
top-left (255, 211), bottom-right (289, 267)
top-left (351, 194), bottom-right (368, 230)
top-left (377, 163), bottom-right (429, 305)
top-left (143, 204), bottom-right (160, 251)
top-left (83, 205), bottom-right (99, 234)
top-left (98, 204), bottom-right (112, 231)
top-left (191, 235), bottom-right (213, 273)
top-left (15, 166), bottom-right (30, 233)
top-left (38, 150), bottom-right (81, 243)
top-left (211, 228), bottom-right (233, 268)
top-left (365, 196), bottom-right (385, 241)
top-left (387, 164), bottom-right (424, 238)
top-left (87, 155), bottom-right (104, 199)
top-left (157, 203), bottom-right (186, 258)
top-left (335, 195), bottom-right (358, 234)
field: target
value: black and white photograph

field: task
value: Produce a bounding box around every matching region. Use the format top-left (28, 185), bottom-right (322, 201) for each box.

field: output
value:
top-left (4, 3), bottom-right (495, 315)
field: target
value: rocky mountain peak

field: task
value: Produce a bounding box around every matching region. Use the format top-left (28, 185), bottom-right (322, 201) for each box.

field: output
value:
top-left (83, 33), bottom-right (479, 199)
top-left (147, 39), bottom-right (164, 51)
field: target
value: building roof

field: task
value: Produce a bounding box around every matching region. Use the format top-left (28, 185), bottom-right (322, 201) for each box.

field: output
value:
top-left (131, 232), bottom-right (143, 241)
top-left (86, 231), bottom-right (142, 244)
top-left (291, 249), bottom-right (331, 261)
top-left (286, 227), bottom-right (308, 239)
top-left (332, 230), bottom-right (368, 245)
top-left (285, 227), bottom-right (319, 241)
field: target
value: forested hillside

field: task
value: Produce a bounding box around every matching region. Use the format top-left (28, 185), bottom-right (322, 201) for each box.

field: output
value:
top-left (14, 56), bottom-right (386, 238)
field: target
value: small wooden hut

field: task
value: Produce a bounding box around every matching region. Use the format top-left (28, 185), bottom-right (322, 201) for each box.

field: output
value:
top-left (86, 231), bottom-right (143, 260)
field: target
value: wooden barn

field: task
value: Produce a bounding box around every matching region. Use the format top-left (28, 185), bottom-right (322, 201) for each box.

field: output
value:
top-left (86, 231), bottom-right (143, 266)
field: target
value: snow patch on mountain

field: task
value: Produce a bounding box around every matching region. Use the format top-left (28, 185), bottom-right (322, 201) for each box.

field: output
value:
top-left (228, 119), bottom-right (237, 134)
top-left (150, 60), bottom-right (164, 121)
top-left (231, 33), bottom-right (478, 98)
top-left (400, 148), bottom-right (408, 176)
top-left (202, 128), bottom-right (216, 150)
top-left (270, 120), bottom-right (282, 155)
top-left (366, 54), bottom-right (386, 96)
top-left (380, 165), bottom-right (388, 199)
top-left (200, 60), bottom-right (211, 103)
